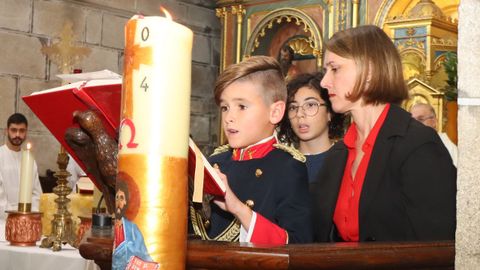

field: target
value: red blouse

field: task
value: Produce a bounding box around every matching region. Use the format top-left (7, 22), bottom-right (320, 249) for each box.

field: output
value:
top-left (333, 104), bottom-right (390, 241)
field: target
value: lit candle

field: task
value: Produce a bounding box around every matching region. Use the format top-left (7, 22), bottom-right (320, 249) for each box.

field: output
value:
top-left (117, 9), bottom-right (192, 269)
top-left (19, 143), bottom-right (34, 212)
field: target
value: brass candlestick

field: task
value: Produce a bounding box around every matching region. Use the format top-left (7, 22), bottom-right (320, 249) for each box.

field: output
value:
top-left (40, 148), bottom-right (78, 251)
top-left (38, 20), bottom-right (91, 251)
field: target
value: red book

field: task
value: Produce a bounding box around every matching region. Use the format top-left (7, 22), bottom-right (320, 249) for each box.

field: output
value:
top-left (22, 79), bottom-right (121, 175)
top-left (188, 138), bottom-right (226, 198)
top-left (22, 79), bottom-right (225, 197)
top-left (126, 256), bottom-right (159, 270)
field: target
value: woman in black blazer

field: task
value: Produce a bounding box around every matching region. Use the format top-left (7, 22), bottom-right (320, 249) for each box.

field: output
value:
top-left (312, 25), bottom-right (456, 242)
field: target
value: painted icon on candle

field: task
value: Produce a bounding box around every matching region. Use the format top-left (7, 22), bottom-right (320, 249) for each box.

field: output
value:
top-left (112, 175), bottom-right (152, 269)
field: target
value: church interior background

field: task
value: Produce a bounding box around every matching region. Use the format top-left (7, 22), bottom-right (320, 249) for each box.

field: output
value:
top-left (0, 0), bottom-right (460, 176)
top-left (216, 0), bottom-right (459, 144)
top-left (2, 0), bottom-right (479, 269)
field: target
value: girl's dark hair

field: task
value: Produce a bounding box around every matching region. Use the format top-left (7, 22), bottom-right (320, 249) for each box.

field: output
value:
top-left (278, 72), bottom-right (345, 144)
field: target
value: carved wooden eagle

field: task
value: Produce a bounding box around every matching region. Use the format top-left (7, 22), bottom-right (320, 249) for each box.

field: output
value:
top-left (64, 110), bottom-right (117, 213)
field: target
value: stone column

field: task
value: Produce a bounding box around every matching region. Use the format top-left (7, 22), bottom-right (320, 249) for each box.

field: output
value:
top-left (456, 0), bottom-right (480, 268)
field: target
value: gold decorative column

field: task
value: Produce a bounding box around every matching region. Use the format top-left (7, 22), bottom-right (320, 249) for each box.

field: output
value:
top-left (328, 0), bottom-right (334, 38)
top-left (337, 0), bottom-right (347, 31)
top-left (352, 0), bottom-right (359, 27)
top-left (231, 5), bottom-right (245, 63)
top-left (216, 7), bottom-right (228, 71)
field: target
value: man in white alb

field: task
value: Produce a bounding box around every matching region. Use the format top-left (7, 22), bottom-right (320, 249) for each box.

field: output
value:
top-left (66, 155), bottom-right (86, 192)
top-left (410, 103), bottom-right (458, 167)
top-left (0, 113), bottom-right (43, 219)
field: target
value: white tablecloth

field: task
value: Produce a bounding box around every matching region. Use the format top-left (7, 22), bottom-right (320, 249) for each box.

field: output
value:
top-left (0, 240), bottom-right (99, 270)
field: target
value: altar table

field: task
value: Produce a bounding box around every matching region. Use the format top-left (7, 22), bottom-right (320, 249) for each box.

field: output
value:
top-left (0, 240), bottom-right (99, 270)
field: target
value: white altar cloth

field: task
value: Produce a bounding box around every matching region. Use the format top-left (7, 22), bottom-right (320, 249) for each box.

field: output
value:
top-left (0, 240), bottom-right (99, 270)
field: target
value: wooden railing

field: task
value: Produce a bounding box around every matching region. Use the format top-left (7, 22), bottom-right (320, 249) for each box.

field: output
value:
top-left (79, 232), bottom-right (454, 270)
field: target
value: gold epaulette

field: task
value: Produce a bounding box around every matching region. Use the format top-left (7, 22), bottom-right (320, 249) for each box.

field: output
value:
top-left (210, 144), bottom-right (231, 156)
top-left (189, 206), bottom-right (240, 242)
top-left (273, 143), bottom-right (306, 163)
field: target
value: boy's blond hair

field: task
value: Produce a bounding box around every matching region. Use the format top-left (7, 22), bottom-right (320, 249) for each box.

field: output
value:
top-left (214, 56), bottom-right (287, 105)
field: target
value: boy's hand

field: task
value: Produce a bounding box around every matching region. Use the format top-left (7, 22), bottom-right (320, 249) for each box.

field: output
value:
top-left (211, 169), bottom-right (238, 212)
top-left (212, 168), bottom-right (253, 230)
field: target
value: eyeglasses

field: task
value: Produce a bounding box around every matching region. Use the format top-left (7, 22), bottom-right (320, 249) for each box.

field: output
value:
top-left (287, 101), bottom-right (326, 119)
top-left (414, 115), bottom-right (435, 123)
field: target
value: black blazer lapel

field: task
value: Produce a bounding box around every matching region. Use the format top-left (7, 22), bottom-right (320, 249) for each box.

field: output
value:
top-left (312, 141), bottom-right (348, 241)
top-left (358, 105), bottom-right (409, 237)
top-left (358, 131), bottom-right (394, 223)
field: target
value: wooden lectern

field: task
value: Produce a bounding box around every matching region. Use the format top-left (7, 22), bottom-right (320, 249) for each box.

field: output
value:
top-left (79, 231), bottom-right (454, 270)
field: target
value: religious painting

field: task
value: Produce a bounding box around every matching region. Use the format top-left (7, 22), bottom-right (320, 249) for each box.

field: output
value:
top-left (244, 8), bottom-right (324, 79)
top-left (271, 29), bottom-right (317, 80)
top-left (400, 49), bottom-right (426, 81)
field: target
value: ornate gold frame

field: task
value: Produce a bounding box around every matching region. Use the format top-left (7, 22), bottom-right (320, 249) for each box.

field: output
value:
top-left (243, 8), bottom-right (323, 69)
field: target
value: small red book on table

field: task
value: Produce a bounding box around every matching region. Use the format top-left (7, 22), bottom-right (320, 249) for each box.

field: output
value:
top-left (126, 256), bottom-right (159, 270)
top-left (22, 79), bottom-right (225, 197)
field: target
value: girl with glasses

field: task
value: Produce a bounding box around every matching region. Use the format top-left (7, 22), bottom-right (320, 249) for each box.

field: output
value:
top-left (279, 72), bottom-right (344, 184)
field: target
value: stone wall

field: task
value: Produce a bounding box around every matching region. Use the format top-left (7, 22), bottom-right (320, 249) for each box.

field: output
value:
top-left (0, 0), bottom-right (220, 175)
top-left (455, 0), bottom-right (480, 268)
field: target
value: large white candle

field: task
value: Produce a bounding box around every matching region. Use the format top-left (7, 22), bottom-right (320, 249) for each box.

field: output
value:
top-left (120, 12), bottom-right (192, 155)
top-left (19, 143), bottom-right (34, 209)
top-left (116, 9), bottom-right (193, 270)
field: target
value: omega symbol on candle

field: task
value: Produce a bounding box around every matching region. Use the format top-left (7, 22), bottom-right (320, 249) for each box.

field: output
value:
top-left (119, 118), bottom-right (139, 150)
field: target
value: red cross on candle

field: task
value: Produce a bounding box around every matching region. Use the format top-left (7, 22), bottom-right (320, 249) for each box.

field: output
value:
top-left (122, 19), bottom-right (153, 119)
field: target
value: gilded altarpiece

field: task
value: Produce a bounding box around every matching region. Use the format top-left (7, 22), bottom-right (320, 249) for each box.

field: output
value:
top-left (216, 1), bottom-right (329, 74)
top-left (378, 0), bottom-right (459, 141)
top-left (215, 0), bottom-right (459, 141)
top-left (214, 0), bottom-right (382, 71)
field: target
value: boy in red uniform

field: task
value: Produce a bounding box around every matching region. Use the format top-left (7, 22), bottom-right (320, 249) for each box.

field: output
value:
top-left (190, 56), bottom-right (312, 244)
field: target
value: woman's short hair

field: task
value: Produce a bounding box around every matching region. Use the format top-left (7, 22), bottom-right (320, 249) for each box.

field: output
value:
top-left (214, 56), bottom-right (287, 105)
top-left (325, 25), bottom-right (408, 105)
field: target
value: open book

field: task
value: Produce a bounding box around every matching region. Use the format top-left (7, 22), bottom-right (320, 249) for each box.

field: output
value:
top-left (22, 78), bottom-right (225, 197)
top-left (23, 79), bottom-right (121, 148)
top-left (188, 138), bottom-right (226, 199)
